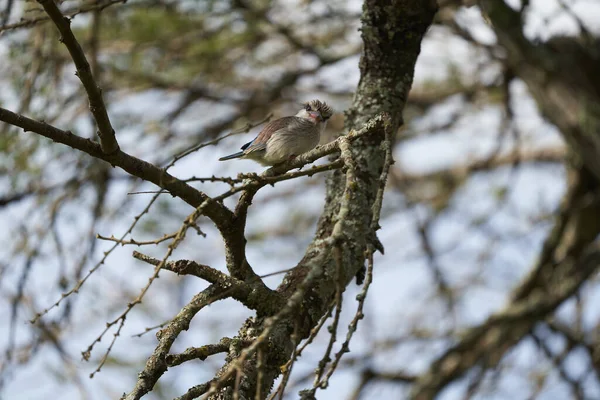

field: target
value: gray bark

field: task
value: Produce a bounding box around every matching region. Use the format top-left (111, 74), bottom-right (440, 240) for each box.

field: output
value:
top-left (209, 1), bottom-right (438, 398)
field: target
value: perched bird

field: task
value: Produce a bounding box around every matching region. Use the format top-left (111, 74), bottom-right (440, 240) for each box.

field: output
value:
top-left (219, 100), bottom-right (333, 166)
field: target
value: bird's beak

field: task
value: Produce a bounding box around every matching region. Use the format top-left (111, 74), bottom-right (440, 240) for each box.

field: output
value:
top-left (308, 111), bottom-right (322, 122)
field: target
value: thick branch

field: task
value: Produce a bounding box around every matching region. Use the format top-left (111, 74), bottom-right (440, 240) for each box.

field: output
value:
top-left (0, 106), bottom-right (234, 232)
top-left (123, 285), bottom-right (229, 400)
top-left (206, 1), bottom-right (438, 397)
top-left (279, 0), bottom-right (438, 328)
top-left (38, 0), bottom-right (119, 154)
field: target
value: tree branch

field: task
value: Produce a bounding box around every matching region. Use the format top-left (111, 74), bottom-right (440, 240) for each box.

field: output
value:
top-left (132, 251), bottom-right (284, 315)
top-left (122, 285), bottom-right (230, 400)
top-left (166, 338), bottom-right (245, 367)
top-left (37, 0), bottom-right (119, 154)
top-left (0, 106), bottom-right (235, 233)
top-left (196, 1), bottom-right (439, 397)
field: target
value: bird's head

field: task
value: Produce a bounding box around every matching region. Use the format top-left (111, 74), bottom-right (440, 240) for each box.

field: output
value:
top-left (296, 100), bottom-right (333, 123)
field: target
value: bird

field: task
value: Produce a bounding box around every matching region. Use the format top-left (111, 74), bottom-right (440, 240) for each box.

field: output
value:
top-left (219, 100), bottom-right (333, 166)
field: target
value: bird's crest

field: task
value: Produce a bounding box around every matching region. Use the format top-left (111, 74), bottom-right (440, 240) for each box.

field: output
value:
top-left (303, 100), bottom-right (333, 120)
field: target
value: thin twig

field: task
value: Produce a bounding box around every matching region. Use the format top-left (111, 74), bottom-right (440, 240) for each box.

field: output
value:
top-left (166, 338), bottom-right (234, 367)
top-left (311, 247), bottom-right (344, 391)
top-left (131, 320), bottom-right (171, 338)
top-left (30, 191), bottom-right (163, 324)
top-left (0, 0), bottom-right (127, 33)
top-left (97, 233), bottom-right (177, 246)
top-left (168, 113), bottom-right (273, 165)
top-left (132, 251), bottom-right (283, 313)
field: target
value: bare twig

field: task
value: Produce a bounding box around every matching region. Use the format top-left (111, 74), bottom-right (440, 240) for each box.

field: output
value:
top-left (132, 320), bottom-right (171, 338)
top-left (166, 337), bottom-right (235, 367)
top-left (30, 191), bottom-right (163, 324)
top-left (310, 248), bottom-right (344, 390)
top-left (132, 252), bottom-right (283, 314)
top-left (89, 317), bottom-right (125, 378)
top-left (168, 113), bottom-right (273, 166)
top-left (0, 0), bottom-right (127, 33)
top-left (97, 233), bottom-right (177, 246)
top-left (270, 304), bottom-right (335, 400)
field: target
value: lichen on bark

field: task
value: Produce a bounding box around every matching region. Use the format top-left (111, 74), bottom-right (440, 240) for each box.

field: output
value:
top-left (209, 1), bottom-right (438, 398)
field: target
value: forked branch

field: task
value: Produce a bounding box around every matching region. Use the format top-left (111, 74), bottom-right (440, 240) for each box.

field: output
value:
top-left (38, 0), bottom-right (119, 154)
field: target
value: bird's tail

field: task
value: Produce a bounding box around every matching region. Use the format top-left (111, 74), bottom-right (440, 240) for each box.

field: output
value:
top-left (218, 151), bottom-right (244, 161)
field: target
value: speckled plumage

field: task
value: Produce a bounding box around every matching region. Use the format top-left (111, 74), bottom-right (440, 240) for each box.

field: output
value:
top-left (219, 100), bottom-right (333, 166)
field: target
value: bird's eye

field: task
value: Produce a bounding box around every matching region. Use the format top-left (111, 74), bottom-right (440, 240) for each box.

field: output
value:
top-left (305, 104), bottom-right (312, 111)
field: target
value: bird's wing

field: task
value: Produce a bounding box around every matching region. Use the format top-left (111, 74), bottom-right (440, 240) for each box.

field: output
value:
top-left (243, 117), bottom-right (302, 154)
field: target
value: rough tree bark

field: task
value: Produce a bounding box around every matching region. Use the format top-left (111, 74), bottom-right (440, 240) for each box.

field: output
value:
top-left (207, 1), bottom-right (439, 398)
